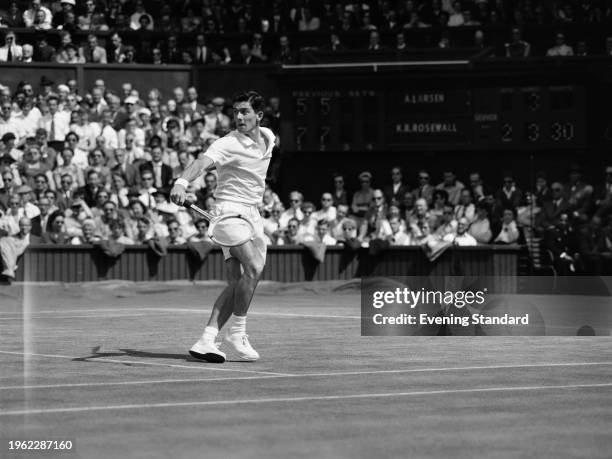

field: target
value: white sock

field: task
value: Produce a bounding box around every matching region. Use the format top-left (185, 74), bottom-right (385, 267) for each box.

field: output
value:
top-left (228, 314), bottom-right (246, 336)
top-left (201, 325), bottom-right (218, 344)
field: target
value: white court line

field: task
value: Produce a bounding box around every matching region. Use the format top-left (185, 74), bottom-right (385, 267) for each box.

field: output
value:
top-left (1, 361), bottom-right (611, 391)
top-left (1, 382), bottom-right (610, 416)
top-left (0, 308), bottom-right (361, 320)
top-left (0, 314), bottom-right (148, 320)
top-left (0, 351), bottom-right (291, 377)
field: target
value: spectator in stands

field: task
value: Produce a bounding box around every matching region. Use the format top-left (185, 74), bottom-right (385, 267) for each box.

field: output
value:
top-left (516, 192), bottom-right (541, 234)
top-left (360, 189), bottom-right (392, 242)
top-left (263, 204), bottom-right (284, 245)
top-left (447, 1), bottom-right (464, 26)
top-left (192, 34), bottom-right (214, 65)
top-left (166, 219), bottom-right (186, 245)
top-left (547, 32), bottom-right (574, 56)
top-left (33, 35), bottom-right (55, 62)
top-left (432, 204), bottom-right (457, 239)
top-left (78, 169), bottom-right (104, 208)
top-left (3, 2), bottom-right (24, 28)
top-left (321, 33), bottom-right (346, 52)
top-left (311, 219), bottom-right (337, 245)
top-left (39, 96), bottom-right (70, 142)
top-left (64, 132), bottom-right (88, 169)
top-left (413, 170), bottom-right (434, 205)
top-left (42, 210), bottom-right (71, 244)
top-left (566, 165), bottom-right (593, 224)
top-left (55, 173), bottom-right (76, 210)
top-left (0, 193), bottom-right (22, 236)
top-left (1, 216), bottom-right (40, 281)
top-left (537, 182), bottom-right (572, 232)
top-left (23, 0), bottom-right (52, 29)
top-left (238, 42), bottom-right (262, 65)
top-left (505, 28), bottom-right (531, 57)
top-left (366, 30), bottom-right (386, 51)
top-left (436, 170), bottom-right (464, 206)
top-left (80, 33), bottom-right (107, 64)
top-left (454, 189), bottom-right (476, 223)
top-left (298, 7), bottom-right (321, 31)
top-left (280, 217), bottom-right (301, 245)
top-left (204, 97), bottom-right (231, 138)
top-left (331, 173), bottom-right (349, 207)
top-left (383, 167), bottom-right (408, 206)
top-left (0, 101), bottom-right (23, 141)
top-left (53, 149), bottom-right (81, 191)
top-left (496, 173), bottom-right (523, 210)
top-left (493, 208), bottom-right (521, 244)
top-left (297, 202), bottom-right (317, 240)
top-left (162, 34), bottom-right (181, 64)
top-left (0, 31), bottom-right (23, 62)
top-left (469, 203), bottom-right (492, 244)
top-left (19, 147), bottom-right (53, 190)
top-left (273, 35), bottom-right (298, 64)
top-left (313, 192), bottom-right (336, 223)
top-left (72, 218), bottom-right (101, 244)
top-left (444, 217), bottom-right (477, 246)
top-left (543, 212), bottom-right (578, 274)
top-left (352, 171), bottom-right (374, 218)
top-left (388, 216), bottom-right (411, 246)
top-left (107, 218), bottom-right (133, 244)
top-left (594, 165), bottom-right (612, 212)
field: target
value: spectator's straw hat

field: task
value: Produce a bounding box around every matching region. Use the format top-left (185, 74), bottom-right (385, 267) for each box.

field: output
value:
top-left (138, 107), bottom-right (151, 117)
top-left (211, 97), bottom-right (225, 106)
top-left (61, 0), bottom-right (76, 5)
top-left (57, 84), bottom-right (69, 93)
top-left (124, 95), bottom-right (138, 105)
top-left (17, 185), bottom-right (33, 194)
top-left (358, 171), bottom-right (372, 181)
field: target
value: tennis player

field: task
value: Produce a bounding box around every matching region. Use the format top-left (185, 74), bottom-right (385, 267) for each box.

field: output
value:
top-left (170, 91), bottom-right (274, 363)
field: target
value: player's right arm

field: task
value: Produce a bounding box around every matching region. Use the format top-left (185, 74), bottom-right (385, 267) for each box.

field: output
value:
top-left (170, 156), bottom-right (214, 205)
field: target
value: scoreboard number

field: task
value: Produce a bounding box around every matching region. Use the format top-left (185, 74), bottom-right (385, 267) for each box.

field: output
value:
top-left (525, 123), bottom-right (540, 142)
top-left (319, 97), bottom-right (331, 116)
top-left (295, 126), bottom-right (307, 150)
top-left (296, 98), bottom-right (307, 116)
top-left (550, 122), bottom-right (574, 141)
top-left (501, 123), bottom-right (513, 142)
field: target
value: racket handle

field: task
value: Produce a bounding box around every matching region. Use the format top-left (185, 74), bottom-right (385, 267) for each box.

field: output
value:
top-left (186, 203), bottom-right (214, 222)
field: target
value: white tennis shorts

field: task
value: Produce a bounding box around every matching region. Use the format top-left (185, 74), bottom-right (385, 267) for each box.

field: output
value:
top-left (213, 199), bottom-right (267, 262)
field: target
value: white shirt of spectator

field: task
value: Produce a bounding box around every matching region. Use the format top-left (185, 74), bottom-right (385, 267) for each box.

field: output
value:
top-left (443, 231), bottom-right (477, 246)
top-left (23, 6), bottom-right (53, 28)
top-left (494, 221), bottom-right (520, 244)
top-left (0, 44), bottom-right (23, 62)
top-left (100, 124), bottom-right (119, 150)
top-left (11, 106), bottom-right (41, 139)
top-left (71, 122), bottom-right (102, 151)
top-left (390, 231), bottom-right (411, 246)
top-left (203, 127), bottom-right (275, 206)
top-left (279, 207), bottom-right (304, 229)
top-left (0, 117), bottom-right (25, 142)
top-left (313, 206), bottom-right (337, 223)
top-left (118, 127), bottom-right (145, 149)
top-left (39, 111), bottom-right (71, 141)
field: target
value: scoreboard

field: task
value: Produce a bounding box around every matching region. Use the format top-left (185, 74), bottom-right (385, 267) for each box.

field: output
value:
top-left (283, 84), bottom-right (587, 151)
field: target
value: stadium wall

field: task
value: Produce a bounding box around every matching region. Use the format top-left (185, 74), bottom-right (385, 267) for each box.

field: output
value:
top-left (14, 245), bottom-right (520, 284)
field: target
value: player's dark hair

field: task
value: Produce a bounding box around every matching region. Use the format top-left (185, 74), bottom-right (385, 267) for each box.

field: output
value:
top-left (232, 91), bottom-right (265, 113)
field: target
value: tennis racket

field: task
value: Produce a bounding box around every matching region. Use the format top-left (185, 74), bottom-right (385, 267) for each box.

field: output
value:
top-left (187, 203), bottom-right (255, 247)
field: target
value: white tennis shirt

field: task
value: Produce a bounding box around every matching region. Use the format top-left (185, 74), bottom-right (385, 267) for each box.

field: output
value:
top-left (203, 127), bottom-right (275, 206)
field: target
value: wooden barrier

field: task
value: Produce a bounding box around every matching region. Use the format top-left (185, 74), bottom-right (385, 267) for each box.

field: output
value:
top-left (14, 244), bottom-right (520, 283)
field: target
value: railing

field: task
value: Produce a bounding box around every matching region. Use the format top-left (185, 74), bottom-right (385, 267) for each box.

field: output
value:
top-left (14, 244), bottom-right (521, 283)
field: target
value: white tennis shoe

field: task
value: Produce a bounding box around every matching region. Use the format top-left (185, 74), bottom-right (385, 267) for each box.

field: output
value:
top-left (224, 333), bottom-right (260, 361)
top-left (189, 339), bottom-right (226, 363)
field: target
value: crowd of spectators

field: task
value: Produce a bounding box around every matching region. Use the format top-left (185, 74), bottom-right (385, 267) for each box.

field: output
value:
top-left (1, 74), bottom-right (611, 280)
top-left (0, 1), bottom-right (611, 65)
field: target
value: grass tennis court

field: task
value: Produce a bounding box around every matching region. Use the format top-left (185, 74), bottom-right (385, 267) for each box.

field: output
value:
top-left (1, 281), bottom-right (611, 459)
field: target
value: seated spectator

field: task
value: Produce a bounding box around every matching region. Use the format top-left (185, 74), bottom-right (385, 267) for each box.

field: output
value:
top-left (0, 217), bottom-right (40, 280)
top-left (443, 217), bottom-right (477, 246)
top-left (41, 210), bottom-right (71, 244)
top-left (297, 202), bottom-right (317, 240)
top-left (577, 216), bottom-right (612, 275)
top-left (71, 218), bottom-right (101, 244)
top-left (542, 213), bottom-right (578, 274)
top-left (504, 27), bottom-right (531, 57)
top-left (413, 170), bottom-right (435, 205)
top-left (537, 182), bottom-right (572, 232)
top-left (330, 204), bottom-right (349, 241)
top-left (359, 189), bottom-right (391, 241)
top-left (140, 145), bottom-right (172, 190)
top-left (188, 219), bottom-right (211, 242)
top-left (331, 173), bottom-right (349, 207)
top-left (18, 147), bottom-right (53, 190)
top-left (313, 192), bottom-right (336, 223)
top-left (0, 194), bottom-right (23, 236)
top-left (447, 2), bottom-right (464, 26)
top-left (496, 173), bottom-right (523, 210)
top-left (383, 167), bottom-right (408, 207)
top-left (436, 170), bottom-right (464, 206)
top-left (272, 35), bottom-right (297, 64)
top-left (388, 216), bottom-right (411, 246)
top-left (85, 149), bottom-right (111, 187)
top-left (279, 191), bottom-right (304, 228)
top-left (0, 31), bottom-right (23, 62)
top-left (469, 203), bottom-right (492, 244)
top-left (279, 217), bottom-right (301, 245)
top-left (107, 218), bottom-right (134, 245)
top-left (263, 204), bottom-right (284, 245)
top-left (516, 192), bottom-right (541, 235)
top-left (366, 31), bottom-right (386, 51)
top-left (309, 219), bottom-right (337, 245)
top-left (454, 189), bottom-right (476, 223)
top-left (400, 191), bottom-right (416, 222)
top-left (337, 218), bottom-right (361, 246)
top-left (546, 33), bottom-right (574, 56)
top-left (433, 204), bottom-right (458, 239)
top-left (352, 171), bottom-right (374, 218)
top-left (23, 0), bottom-right (52, 29)
top-left (493, 209), bottom-right (521, 244)
top-left (566, 165), bottom-right (593, 224)
top-left (166, 219), bottom-right (186, 245)
top-left (430, 189), bottom-right (449, 226)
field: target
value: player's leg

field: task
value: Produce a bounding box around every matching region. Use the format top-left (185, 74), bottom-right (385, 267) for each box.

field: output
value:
top-left (189, 258), bottom-right (241, 363)
top-left (223, 238), bottom-right (266, 361)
